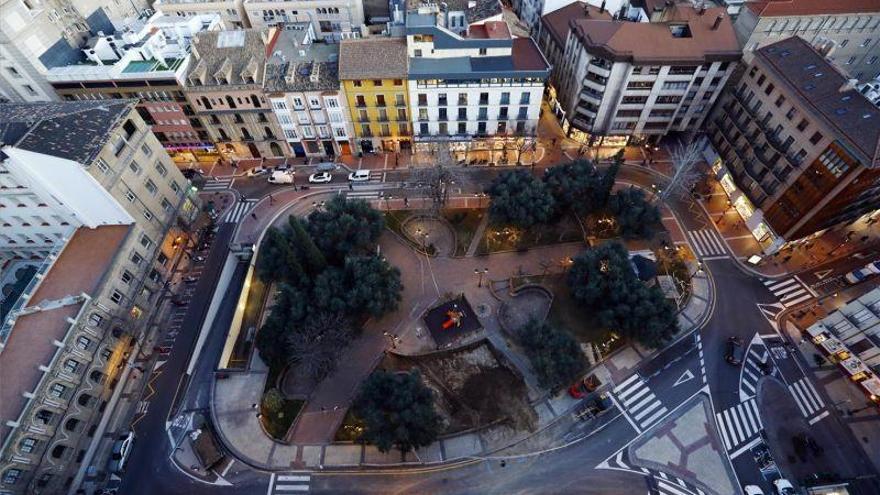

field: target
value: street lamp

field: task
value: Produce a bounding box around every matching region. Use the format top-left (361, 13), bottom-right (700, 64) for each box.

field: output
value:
top-left (715, 200), bottom-right (732, 226)
top-left (474, 267), bottom-right (489, 287)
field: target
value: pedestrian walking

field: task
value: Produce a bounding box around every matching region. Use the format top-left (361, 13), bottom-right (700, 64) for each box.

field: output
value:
top-left (251, 212), bottom-right (257, 220)
top-left (268, 194), bottom-right (274, 205)
top-left (404, 196), bottom-right (409, 207)
top-left (348, 182), bottom-right (353, 190)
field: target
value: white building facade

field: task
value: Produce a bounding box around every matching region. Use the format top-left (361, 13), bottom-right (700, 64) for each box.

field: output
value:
top-left (154, 0), bottom-right (249, 28)
top-left (243, 0), bottom-right (365, 40)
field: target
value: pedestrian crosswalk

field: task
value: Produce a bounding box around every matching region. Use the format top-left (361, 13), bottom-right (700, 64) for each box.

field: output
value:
top-left (601, 451), bottom-right (703, 495)
top-left (269, 472), bottom-right (311, 493)
top-left (788, 377), bottom-right (824, 418)
top-left (345, 190), bottom-right (382, 200)
top-left (740, 342), bottom-right (770, 400)
top-left (716, 398), bottom-right (763, 452)
top-left (654, 477), bottom-right (702, 495)
top-left (613, 374), bottom-right (668, 431)
top-left (220, 199), bottom-right (257, 224)
top-left (763, 277), bottom-right (814, 308)
top-left (686, 229), bottom-right (727, 259)
top-left (201, 177), bottom-right (234, 191)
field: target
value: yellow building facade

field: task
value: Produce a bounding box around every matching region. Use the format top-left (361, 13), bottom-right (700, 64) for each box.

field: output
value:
top-left (339, 38), bottom-right (411, 153)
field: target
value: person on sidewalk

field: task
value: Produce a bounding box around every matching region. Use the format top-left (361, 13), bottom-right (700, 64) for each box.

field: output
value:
top-left (268, 194), bottom-right (274, 205)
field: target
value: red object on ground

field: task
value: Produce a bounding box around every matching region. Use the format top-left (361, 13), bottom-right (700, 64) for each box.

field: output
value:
top-left (441, 318), bottom-right (454, 330)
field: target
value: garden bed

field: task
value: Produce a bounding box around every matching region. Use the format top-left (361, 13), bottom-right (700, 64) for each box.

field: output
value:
top-left (441, 208), bottom-right (485, 256)
top-left (476, 215), bottom-right (582, 255)
top-left (260, 393), bottom-right (304, 441)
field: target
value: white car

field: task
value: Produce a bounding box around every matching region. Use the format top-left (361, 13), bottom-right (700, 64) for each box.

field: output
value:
top-left (246, 166), bottom-right (269, 177)
top-left (773, 479), bottom-right (795, 495)
top-left (743, 486), bottom-right (765, 495)
top-left (845, 267), bottom-right (871, 284)
top-left (108, 431), bottom-right (135, 473)
top-left (308, 172), bottom-right (332, 184)
top-left (268, 170), bottom-right (294, 184)
top-left (865, 260), bottom-right (880, 274)
top-left (348, 169), bottom-right (371, 182)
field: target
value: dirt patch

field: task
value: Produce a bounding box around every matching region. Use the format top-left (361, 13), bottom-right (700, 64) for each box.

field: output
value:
top-left (498, 286), bottom-right (552, 334)
top-left (386, 340), bottom-right (537, 434)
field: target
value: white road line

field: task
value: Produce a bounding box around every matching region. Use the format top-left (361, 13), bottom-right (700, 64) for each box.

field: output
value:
top-left (275, 486), bottom-right (309, 492)
top-left (632, 399), bottom-right (663, 421)
top-left (716, 412), bottom-right (733, 450)
top-left (748, 399), bottom-right (763, 428)
top-left (616, 374), bottom-right (641, 390)
top-left (608, 394), bottom-right (641, 433)
top-left (621, 385), bottom-right (651, 405)
top-left (616, 380), bottom-right (646, 400)
top-left (803, 378), bottom-right (825, 408)
top-left (729, 436), bottom-right (763, 460)
top-left (267, 473), bottom-right (276, 495)
top-left (808, 410), bottom-right (830, 425)
top-left (627, 393), bottom-right (656, 413)
top-left (639, 407), bottom-right (668, 428)
top-left (788, 383), bottom-right (810, 417)
top-left (782, 293), bottom-right (813, 307)
top-left (278, 475), bottom-right (310, 482)
top-left (658, 479), bottom-right (693, 495)
top-left (765, 278), bottom-right (798, 291)
top-left (727, 408), bottom-right (744, 444)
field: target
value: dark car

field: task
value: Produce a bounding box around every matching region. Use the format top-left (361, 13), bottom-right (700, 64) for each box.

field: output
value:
top-left (725, 337), bottom-right (744, 365)
top-left (181, 168), bottom-right (203, 179)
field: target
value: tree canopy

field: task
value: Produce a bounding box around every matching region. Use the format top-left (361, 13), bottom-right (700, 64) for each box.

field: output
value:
top-left (307, 195), bottom-right (384, 263)
top-left (608, 187), bottom-right (661, 239)
top-left (313, 255), bottom-right (403, 318)
top-left (567, 242), bottom-right (678, 348)
top-left (517, 320), bottom-right (586, 393)
top-left (354, 369), bottom-right (443, 453)
top-left (543, 159), bottom-right (604, 216)
top-left (487, 169), bottom-right (555, 228)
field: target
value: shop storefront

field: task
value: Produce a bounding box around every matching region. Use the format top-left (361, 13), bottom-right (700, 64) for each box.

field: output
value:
top-left (711, 156), bottom-right (783, 253)
top-left (413, 135), bottom-right (536, 166)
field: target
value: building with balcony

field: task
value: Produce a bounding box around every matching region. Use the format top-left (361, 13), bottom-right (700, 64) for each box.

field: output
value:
top-left (0, 0), bottom-right (152, 103)
top-left (183, 29), bottom-right (289, 159)
top-left (46, 13), bottom-right (222, 160)
top-left (264, 24), bottom-right (355, 157)
top-left (859, 75), bottom-right (880, 108)
top-left (552, 4), bottom-right (740, 146)
top-left (516, 0), bottom-right (632, 35)
top-left (339, 37), bottom-right (410, 153)
top-left (705, 36), bottom-right (880, 253)
top-left (734, 0), bottom-right (880, 83)
top-left (0, 99), bottom-right (198, 494)
top-left (405, 0), bottom-right (549, 163)
top-left (243, 0), bottom-right (365, 41)
top-left (154, 0), bottom-right (249, 28)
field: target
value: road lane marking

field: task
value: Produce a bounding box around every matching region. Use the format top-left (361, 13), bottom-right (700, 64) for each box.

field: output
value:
top-left (808, 410), bottom-right (830, 425)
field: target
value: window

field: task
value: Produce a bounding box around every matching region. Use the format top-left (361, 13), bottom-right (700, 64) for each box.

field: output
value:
top-left (797, 119), bottom-right (809, 132)
top-left (458, 93), bottom-right (468, 105)
top-left (478, 48), bottom-right (487, 55)
top-left (63, 359), bottom-right (80, 374)
top-left (162, 198), bottom-right (173, 213)
top-left (376, 95), bottom-right (386, 107)
top-left (373, 80), bottom-right (383, 87)
top-left (394, 79), bottom-right (403, 86)
top-left (774, 95), bottom-right (785, 107)
top-left (77, 336), bottom-right (92, 350)
top-left (145, 179), bottom-right (158, 196)
top-left (819, 148), bottom-right (850, 177)
top-left (809, 131), bottom-right (823, 145)
top-left (96, 158), bottom-right (110, 175)
top-left (418, 108), bottom-right (428, 121)
top-left (131, 252), bottom-right (143, 265)
top-left (458, 108), bottom-right (467, 120)
top-left (757, 74), bottom-right (766, 86)
top-left (49, 383), bottom-right (67, 398)
top-left (170, 181), bottom-right (181, 194)
top-left (110, 290), bottom-right (124, 304)
top-left (457, 122), bottom-right (467, 134)
top-left (140, 234), bottom-right (153, 249)
top-left (155, 162), bottom-right (167, 177)
top-left (498, 107), bottom-right (508, 119)
top-left (419, 122), bottom-right (429, 135)
top-left (840, 39), bottom-right (849, 47)
top-left (353, 80), bottom-right (362, 87)
top-left (125, 189), bottom-right (136, 203)
top-left (785, 107), bottom-right (796, 120)
top-left (2, 469), bottom-right (22, 485)
top-left (395, 94), bottom-right (405, 106)
top-left (846, 57), bottom-right (856, 65)
top-left (140, 143), bottom-right (152, 156)
top-left (414, 49), bottom-right (422, 57)
top-left (764, 83), bottom-right (774, 95)
top-left (121, 270), bottom-right (133, 284)
top-left (519, 93), bottom-right (530, 105)
top-left (88, 313), bottom-right (103, 326)
top-left (438, 122), bottom-right (448, 135)
top-left (19, 438), bottom-right (37, 454)
top-left (309, 97), bottom-right (321, 109)
top-left (129, 161), bottom-right (142, 175)
top-left (628, 81), bottom-right (655, 90)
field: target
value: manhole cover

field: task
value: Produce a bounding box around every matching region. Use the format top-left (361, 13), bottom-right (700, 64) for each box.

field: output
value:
top-left (476, 303), bottom-right (492, 318)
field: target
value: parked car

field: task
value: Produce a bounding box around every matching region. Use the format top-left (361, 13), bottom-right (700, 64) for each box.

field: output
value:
top-left (773, 479), bottom-right (796, 495)
top-left (308, 172), bottom-right (332, 184)
top-left (183, 275), bottom-right (198, 284)
top-left (181, 168), bottom-right (203, 179)
top-left (845, 267), bottom-right (871, 284)
top-left (315, 161), bottom-right (340, 172)
top-left (268, 170), bottom-right (294, 184)
top-left (108, 431), bottom-right (135, 473)
top-left (568, 374), bottom-right (602, 398)
top-left (743, 486), bottom-right (765, 495)
top-left (348, 169), bottom-right (371, 182)
top-left (725, 336), bottom-right (744, 365)
top-left (864, 260), bottom-right (880, 275)
top-left (246, 166), bottom-right (269, 177)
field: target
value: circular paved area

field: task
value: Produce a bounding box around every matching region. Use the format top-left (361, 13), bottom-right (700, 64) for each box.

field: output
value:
top-left (498, 286), bottom-right (553, 333)
top-left (402, 215), bottom-right (456, 257)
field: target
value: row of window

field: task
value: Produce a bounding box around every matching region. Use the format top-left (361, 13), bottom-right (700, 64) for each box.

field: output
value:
top-left (352, 79), bottom-right (404, 88)
top-left (354, 93), bottom-right (406, 107)
top-left (415, 121), bottom-right (529, 136)
top-left (416, 106), bottom-right (530, 121)
top-left (416, 91), bottom-right (531, 106)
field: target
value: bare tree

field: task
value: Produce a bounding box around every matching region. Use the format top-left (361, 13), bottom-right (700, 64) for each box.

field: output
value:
top-left (285, 312), bottom-right (354, 383)
top-left (408, 141), bottom-right (461, 214)
top-left (661, 140), bottom-right (705, 201)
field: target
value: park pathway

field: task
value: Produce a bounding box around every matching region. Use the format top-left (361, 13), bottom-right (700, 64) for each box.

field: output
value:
top-left (466, 213), bottom-right (491, 257)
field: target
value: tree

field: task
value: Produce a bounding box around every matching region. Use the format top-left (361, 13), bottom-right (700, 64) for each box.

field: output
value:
top-left (313, 255), bottom-right (403, 319)
top-left (566, 242), bottom-right (677, 348)
top-left (307, 196), bottom-right (384, 263)
top-left (354, 369), bottom-right (443, 453)
top-left (256, 283), bottom-right (309, 368)
top-left (487, 169), bottom-right (555, 227)
top-left (286, 312), bottom-right (354, 383)
top-left (542, 159), bottom-right (604, 216)
top-left (662, 140), bottom-right (704, 201)
top-left (262, 388), bottom-right (285, 416)
top-left (608, 187), bottom-right (661, 239)
top-left (256, 227), bottom-right (304, 284)
top-left (287, 216), bottom-right (326, 275)
top-left (517, 320), bottom-right (586, 393)
top-left (597, 150), bottom-right (623, 208)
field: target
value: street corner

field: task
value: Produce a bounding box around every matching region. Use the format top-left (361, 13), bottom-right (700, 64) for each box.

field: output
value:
top-left (627, 393), bottom-right (737, 495)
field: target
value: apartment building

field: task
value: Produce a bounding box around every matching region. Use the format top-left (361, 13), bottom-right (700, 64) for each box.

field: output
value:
top-left (339, 37), bottom-right (411, 153)
top-left (0, 0), bottom-right (151, 103)
top-left (264, 25), bottom-right (355, 157)
top-left (859, 75), bottom-right (880, 107)
top-left (46, 13), bottom-right (222, 159)
top-left (184, 29), bottom-right (289, 159)
top-left (154, 0), bottom-right (249, 28)
top-left (405, 0), bottom-right (550, 163)
top-left (734, 0), bottom-right (880, 83)
top-left (553, 4), bottom-right (740, 146)
top-left (516, 0), bottom-right (633, 35)
top-left (0, 100), bottom-right (198, 494)
top-left (705, 37), bottom-right (880, 253)
top-left (243, 0), bottom-right (365, 41)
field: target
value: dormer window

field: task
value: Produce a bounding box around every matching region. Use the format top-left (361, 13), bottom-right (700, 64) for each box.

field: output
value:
top-left (479, 48), bottom-right (487, 56)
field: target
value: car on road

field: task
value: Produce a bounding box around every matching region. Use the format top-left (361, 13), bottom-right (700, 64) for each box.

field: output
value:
top-left (743, 486), bottom-right (764, 495)
top-left (183, 275), bottom-right (198, 284)
top-left (725, 336), bottom-right (744, 365)
top-left (568, 374), bottom-right (601, 398)
top-left (181, 168), bottom-right (204, 179)
top-left (308, 172), bottom-right (332, 184)
top-left (864, 260), bottom-right (880, 275)
top-left (246, 166), bottom-right (269, 177)
top-left (348, 169), bottom-right (371, 182)
top-left (844, 267), bottom-right (871, 284)
top-left (108, 431), bottom-right (135, 473)
top-left (773, 479), bottom-right (795, 495)
top-left (268, 170), bottom-right (295, 184)
top-left (315, 161), bottom-right (341, 172)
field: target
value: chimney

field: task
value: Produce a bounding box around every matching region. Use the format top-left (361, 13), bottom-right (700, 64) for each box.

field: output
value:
top-left (600, 0), bottom-right (606, 13)
top-left (698, 3), bottom-right (706, 15)
top-left (712, 13), bottom-right (724, 30)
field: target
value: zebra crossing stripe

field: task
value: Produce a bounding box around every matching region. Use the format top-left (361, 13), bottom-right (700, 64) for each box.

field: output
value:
top-left (272, 473), bottom-right (311, 493)
top-left (657, 479), bottom-right (694, 495)
top-left (716, 412), bottom-right (733, 450)
top-left (686, 229), bottom-right (727, 257)
top-left (639, 407), bottom-right (668, 428)
top-left (620, 384), bottom-right (650, 405)
top-left (764, 278), bottom-right (797, 291)
top-left (748, 398), bottom-right (763, 429)
top-left (788, 382), bottom-right (811, 417)
top-left (782, 293), bottom-right (813, 307)
top-left (616, 380), bottom-right (646, 401)
top-left (615, 374), bottom-right (641, 391)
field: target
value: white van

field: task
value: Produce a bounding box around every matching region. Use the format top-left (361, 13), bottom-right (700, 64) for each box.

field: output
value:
top-left (268, 170), bottom-right (294, 184)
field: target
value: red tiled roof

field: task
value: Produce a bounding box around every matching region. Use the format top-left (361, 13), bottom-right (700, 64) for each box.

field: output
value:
top-left (747, 0), bottom-right (880, 17)
top-left (512, 37), bottom-right (550, 71)
top-left (541, 2), bottom-right (612, 47)
top-left (469, 21), bottom-right (511, 39)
